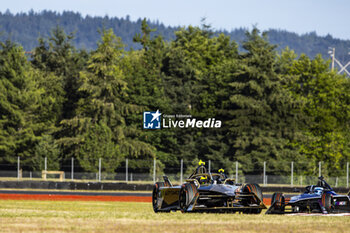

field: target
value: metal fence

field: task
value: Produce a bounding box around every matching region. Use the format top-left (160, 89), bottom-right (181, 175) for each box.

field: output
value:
top-left (0, 157), bottom-right (349, 188)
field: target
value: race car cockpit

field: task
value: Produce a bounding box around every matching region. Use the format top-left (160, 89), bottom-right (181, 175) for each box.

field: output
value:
top-left (188, 160), bottom-right (230, 185)
top-left (304, 176), bottom-right (332, 194)
top-left (316, 176), bottom-right (332, 190)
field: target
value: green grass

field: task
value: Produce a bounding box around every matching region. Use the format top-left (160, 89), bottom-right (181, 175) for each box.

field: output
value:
top-left (0, 200), bottom-right (349, 232)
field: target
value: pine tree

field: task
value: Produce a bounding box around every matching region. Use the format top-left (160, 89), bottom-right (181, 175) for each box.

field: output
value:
top-left (59, 28), bottom-right (155, 172)
top-left (32, 135), bottom-right (61, 171)
top-left (218, 29), bottom-right (302, 174)
top-left (0, 41), bottom-right (50, 168)
top-left (161, 26), bottom-right (240, 169)
top-left (31, 26), bottom-right (88, 120)
top-left (125, 20), bottom-right (174, 170)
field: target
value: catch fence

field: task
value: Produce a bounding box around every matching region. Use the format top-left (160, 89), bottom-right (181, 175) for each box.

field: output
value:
top-left (0, 157), bottom-right (349, 188)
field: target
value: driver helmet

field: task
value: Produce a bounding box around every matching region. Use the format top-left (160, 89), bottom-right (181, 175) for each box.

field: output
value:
top-left (199, 176), bottom-right (208, 184)
top-left (313, 187), bottom-right (323, 195)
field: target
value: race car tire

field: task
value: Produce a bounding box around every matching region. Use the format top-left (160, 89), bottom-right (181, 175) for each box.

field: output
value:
top-left (152, 182), bottom-right (165, 213)
top-left (252, 184), bottom-right (263, 204)
top-left (179, 182), bottom-right (198, 212)
top-left (243, 184), bottom-right (263, 204)
top-left (271, 192), bottom-right (285, 212)
top-left (243, 183), bottom-right (263, 214)
top-left (322, 193), bottom-right (333, 213)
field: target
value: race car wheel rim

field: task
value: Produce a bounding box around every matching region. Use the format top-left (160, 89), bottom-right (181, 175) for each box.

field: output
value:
top-left (152, 184), bottom-right (159, 212)
top-left (179, 186), bottom-right (188, 211)
top-left (322, 193), bottom-right (333, 213)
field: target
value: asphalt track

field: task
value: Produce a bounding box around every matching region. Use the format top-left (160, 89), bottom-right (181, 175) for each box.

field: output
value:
top-left (0, 189), bottom-right (297, 205)
top-left (0, 189), bottom-right (298, 198)
top-left (0, 189), bottom-right (294, 197)
top-left (0, 190), bottom-right (151, 196)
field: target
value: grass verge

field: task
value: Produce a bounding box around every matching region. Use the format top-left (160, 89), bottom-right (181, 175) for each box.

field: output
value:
top-left (0, 200), bottom-right (349, 233)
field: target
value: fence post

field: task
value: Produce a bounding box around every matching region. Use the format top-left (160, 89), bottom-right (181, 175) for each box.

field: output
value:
top-left (263, 161), bottom-right (266, 186)
top-left (291, 161), bottom-right (294, 187)
top-left (126, 159), bottom-right (128, 182)
top-left (30, 171), bottom-right (32, 180)
top-left (319, 161), bottom-right (322, 177)
top-left (153, 158), bottom-right (156, 183)
top-left (71, 158), bottom-right (74, 181)
top-left (17, 156), bottom-right (20, 180)
top-left (346, 162), bottom-right (349, 188)
top-left (235, 161), bottom-right (238, 183)
top-left (180, 159), bottom-right (183, 184)
top-left (208, 160), bottom-right (211, 173)
top-left (98, 158), bottom-right (101, 182)
top-left (45, 157), bottom-right (47, 172)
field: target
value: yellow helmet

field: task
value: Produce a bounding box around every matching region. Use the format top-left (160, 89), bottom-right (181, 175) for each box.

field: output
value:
top-left (200, 176), bottom-right (208, 184)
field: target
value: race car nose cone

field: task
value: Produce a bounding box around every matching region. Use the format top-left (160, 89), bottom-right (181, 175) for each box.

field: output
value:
top-left (208, 184), bottom-right (238, 196)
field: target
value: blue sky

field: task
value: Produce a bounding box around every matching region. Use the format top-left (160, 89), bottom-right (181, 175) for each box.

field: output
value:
top-left (2, 0), bottom-right (350, 39)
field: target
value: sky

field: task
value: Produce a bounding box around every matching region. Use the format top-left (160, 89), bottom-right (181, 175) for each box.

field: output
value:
top-left (1, 0), bottom-right (350, 40)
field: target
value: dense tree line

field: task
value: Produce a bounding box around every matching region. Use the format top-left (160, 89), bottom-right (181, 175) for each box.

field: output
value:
top-left (0, 19), bottom-right (350, 177)
top-left (1, 10), bottom-right (350, 65)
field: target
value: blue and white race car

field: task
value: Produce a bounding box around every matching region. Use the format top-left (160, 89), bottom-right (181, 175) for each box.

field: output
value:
top-left (266, 176), bottom-right (350, 214)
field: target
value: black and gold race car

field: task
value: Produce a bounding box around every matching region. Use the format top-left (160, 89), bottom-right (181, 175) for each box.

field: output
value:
top-left (152, 160), bottom-right (266, 213)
